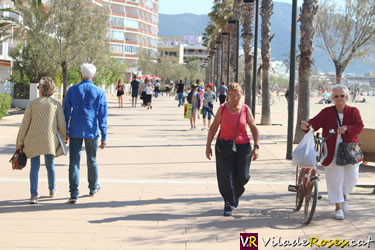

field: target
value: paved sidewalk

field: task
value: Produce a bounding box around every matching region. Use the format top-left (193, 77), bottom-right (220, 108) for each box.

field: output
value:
top-left (0, 95), bottom-right (374, 250)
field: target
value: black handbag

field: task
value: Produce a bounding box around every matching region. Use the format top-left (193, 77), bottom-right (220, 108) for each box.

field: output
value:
top-left (9, 148), bottom-right (27, 170)
top-left (215, 105), bottom-right (243, 160)
top-left (334, 106), bottom-right (363, 166)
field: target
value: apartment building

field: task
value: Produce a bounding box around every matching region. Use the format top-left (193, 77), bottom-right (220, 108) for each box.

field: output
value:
top-left (158, 36), bottom-right (209, 66)
top-left (95, 0), bottom-right (159, 73)
top-left (0, 0), bottom-right (18, 80)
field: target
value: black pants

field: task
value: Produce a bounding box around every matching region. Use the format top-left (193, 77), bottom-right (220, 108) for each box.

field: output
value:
top-left (219, 95), bottom-right (227, 105)
top-left (215, 143), bottom-right (252, 206)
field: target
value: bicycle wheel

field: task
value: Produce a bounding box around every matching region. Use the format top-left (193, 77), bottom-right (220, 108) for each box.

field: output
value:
top-left (295, 167), bottom-right (304, 211)
top-left (303, 179), bottom-right (318, 225)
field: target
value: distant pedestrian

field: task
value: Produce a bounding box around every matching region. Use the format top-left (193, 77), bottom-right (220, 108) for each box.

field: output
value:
top-left (154, 80), bottom-right (160, 98)
top-left (145, 79), bottom-right (154, 110)
top-left (202, 83), bottom-right (216, 130)
top-left (16, 77), bottom-right (67, 204)
top-left (115, 78), bottom-right (125, 108)
top-left (218, 82), bottom-right (227, 105)
top-left (187, 85), bottom-right (201, 130)
top-left (139, 79), bottom-right (147, 107)
top-left (64, 63), bottom-right (108, 204)
top-left (206, 82), bottom-right (260, 216)
top-left (176, 80), bottom-right (185, 107)
top-left (130, 75), bottom-right (140, 107)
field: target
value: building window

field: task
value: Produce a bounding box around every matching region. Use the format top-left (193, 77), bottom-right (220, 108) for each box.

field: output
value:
top-left (111, 17), bottom-right (125, 27)
top-left (128, 0), bottom-right (140, 3)
top-left (126, 19), bottom-right (139, 29)
top-left (124, 45), bottom-right (137, 54)
top-left (111, 4), bottom-right (125, 13)
top-left (109, 30), bottom-right (125, 41)
top-left (152, 14), bottom-right (158, 23)
top-left (0, 42), bottom-right (3, 56)
top-left (110, 44), bottom-right (124, 54)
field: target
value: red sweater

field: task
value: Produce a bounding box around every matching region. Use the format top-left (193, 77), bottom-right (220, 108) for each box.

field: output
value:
top-left (307, 105), bottom-right (364, 166)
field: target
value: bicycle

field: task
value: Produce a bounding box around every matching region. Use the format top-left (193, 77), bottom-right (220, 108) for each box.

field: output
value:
top-left (288, 127), bottom-right (336, 225)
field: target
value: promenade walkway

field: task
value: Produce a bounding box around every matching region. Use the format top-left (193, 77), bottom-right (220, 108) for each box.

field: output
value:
top-left (0, 95), bottom-right (374, 249)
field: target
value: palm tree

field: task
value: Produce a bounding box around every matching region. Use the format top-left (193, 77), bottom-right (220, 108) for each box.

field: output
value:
top-left (203, 1), bottom-right (233, 85)
top-left (229, 0), bottom-right (242, 83)
top-left (241, 1), bottom-right (255, 107)
top-left (294, 0), bottom-right (319, 143)
top-left (260, 0), bottom-right (273, 125)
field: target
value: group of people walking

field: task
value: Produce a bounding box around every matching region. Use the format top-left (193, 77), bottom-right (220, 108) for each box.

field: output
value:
top-left (116, 75), bottom-right (161, 109)
top-left (16, 63), bottom-right (108, 204)
top-left (15, 68), bottom-right (364, 220)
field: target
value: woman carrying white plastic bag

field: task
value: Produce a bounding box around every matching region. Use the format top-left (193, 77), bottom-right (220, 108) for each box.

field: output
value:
top-left (292, 128), bottom-right (316, 168)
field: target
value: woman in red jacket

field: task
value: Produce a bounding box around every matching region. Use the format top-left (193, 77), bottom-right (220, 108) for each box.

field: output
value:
top-left (301, 84), bottom-right (364, 220)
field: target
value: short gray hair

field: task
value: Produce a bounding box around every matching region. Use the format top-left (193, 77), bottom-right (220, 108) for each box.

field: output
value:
top-left (331, 84), bottom-right (350, 96)
top-left (81, 63), bottom-right (96, 80)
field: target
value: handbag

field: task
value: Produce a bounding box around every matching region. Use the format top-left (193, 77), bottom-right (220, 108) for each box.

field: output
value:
top-left (215, 105), bottom-right (243, 160)
top-left (334, 106), bottom-right (363, 166)
top-left (9, 147), bottom-right (27, 170)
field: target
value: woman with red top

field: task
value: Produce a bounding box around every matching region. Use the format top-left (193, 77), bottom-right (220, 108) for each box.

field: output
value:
top-left (206, 83), bottom-right (260, 216)
top-left (301, 84), bottom-right (364, 220)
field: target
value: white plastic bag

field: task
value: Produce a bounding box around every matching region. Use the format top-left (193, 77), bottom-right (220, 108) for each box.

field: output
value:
top-left (292, 128), bottom-right (316, 168)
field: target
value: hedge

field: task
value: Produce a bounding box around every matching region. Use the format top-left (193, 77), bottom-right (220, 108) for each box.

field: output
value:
top-left (0, 93), bottom-right (11, 119)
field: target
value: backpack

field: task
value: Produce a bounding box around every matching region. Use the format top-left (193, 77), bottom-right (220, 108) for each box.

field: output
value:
top-left (187, 91), bottom-right (193, 104)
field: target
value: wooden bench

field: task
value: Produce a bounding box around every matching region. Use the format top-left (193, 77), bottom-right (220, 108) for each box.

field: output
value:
top-left (357, 128), bottom-right (375, 193)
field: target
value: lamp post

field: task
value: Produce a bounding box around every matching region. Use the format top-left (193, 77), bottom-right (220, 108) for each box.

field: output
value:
top-left (206, 56), bottom-right (211, 84)
top-left (216, 41), bottom-right (224, 88)
top-left (210, 51), bottom-right (215, 83)
top-left (228, 20), bottom-right (240, 83)
top-left (212, 48), bottom-right (218, 87)
top-left (286, 0), bottom-right (298, 160)
top-left (221, 32), bottom-right (231, 86)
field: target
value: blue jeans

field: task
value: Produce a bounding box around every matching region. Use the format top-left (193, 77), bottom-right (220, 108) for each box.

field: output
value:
top-left (30, 154), bottom-right (55, 196)
top-left (202, 106), bottom-right (213, 120)
top-left (69, 138), bottom-right (99, 199)
top-left (177, 92), bottom-right (184, 106)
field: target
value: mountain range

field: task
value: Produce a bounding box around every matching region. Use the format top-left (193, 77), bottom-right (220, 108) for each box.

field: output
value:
top-left (158, 2), bottom-right (374, 75)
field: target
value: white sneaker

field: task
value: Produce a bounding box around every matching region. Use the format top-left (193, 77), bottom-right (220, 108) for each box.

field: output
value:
top-left (29, 195), bottom-right (38, 204)
top-left (342, 200), bottom-right (349, 213)
top-left (335, 209), bottom-right (345, 220)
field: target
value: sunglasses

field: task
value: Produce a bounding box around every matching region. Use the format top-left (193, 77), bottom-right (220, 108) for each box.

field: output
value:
top-left (333, 94), bottom-right (346, 98)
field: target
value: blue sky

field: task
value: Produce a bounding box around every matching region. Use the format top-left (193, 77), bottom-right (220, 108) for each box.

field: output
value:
top-left (158, 0), bottom-right (345, 15)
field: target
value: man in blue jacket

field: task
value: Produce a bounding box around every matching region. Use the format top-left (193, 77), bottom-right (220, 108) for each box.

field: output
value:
top-left (64, 63), bottom-right (108, 204)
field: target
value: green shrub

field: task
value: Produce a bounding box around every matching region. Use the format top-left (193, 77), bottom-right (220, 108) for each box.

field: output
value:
top-left (0, 93), bottom-right (11, 119)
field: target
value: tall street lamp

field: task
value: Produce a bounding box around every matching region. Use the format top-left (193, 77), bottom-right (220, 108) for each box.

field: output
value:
top-left (221, 32), bottom-right (231, 86)
top-left (228, 20), bottom-right (240, 83)
top-left (286, 0), bottom-right (298, 160)
top-left (210, 51), bottom-right (215, 83)
top-left (206, 56), bottom-right (211, 84)
top-left (216, 41), bottom-right (224, 88)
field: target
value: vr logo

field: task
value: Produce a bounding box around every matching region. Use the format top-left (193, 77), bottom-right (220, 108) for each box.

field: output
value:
top-left (240, 233), bottom-right (258, 250)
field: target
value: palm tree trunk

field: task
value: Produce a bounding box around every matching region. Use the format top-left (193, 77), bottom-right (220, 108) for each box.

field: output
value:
top-left (294, 0), bottom-right (319, 143)
top-left (242, 2), bottom-right (255, 107)
top-left (230, 0), bottom-right (242, 83)
top-left (260, 0), bottom-right (273, 125)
